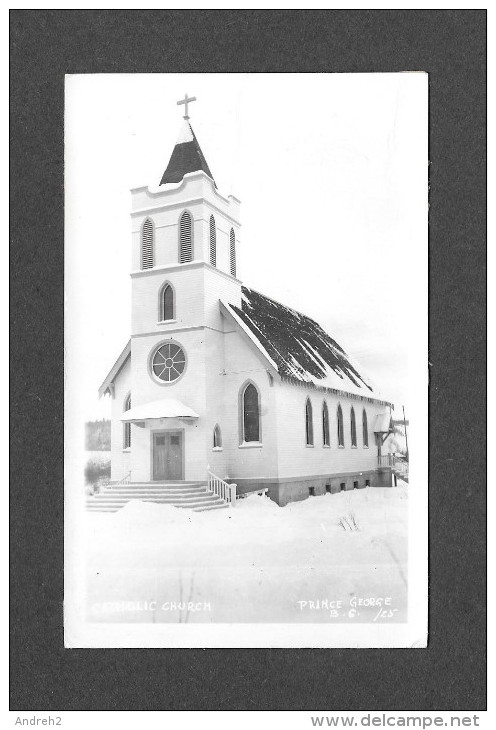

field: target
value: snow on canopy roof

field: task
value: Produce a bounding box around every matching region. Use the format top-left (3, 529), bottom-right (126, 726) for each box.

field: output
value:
top-left (160, 120), bottom-right (216, 187)
top-left (121, 398), bottom-right (199, 422)
top-left (229, 286), bottom-right (382, 400)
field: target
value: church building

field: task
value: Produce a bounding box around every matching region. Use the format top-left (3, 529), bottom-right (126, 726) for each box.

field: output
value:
top-left (98, 96), bottom-right (394, 509)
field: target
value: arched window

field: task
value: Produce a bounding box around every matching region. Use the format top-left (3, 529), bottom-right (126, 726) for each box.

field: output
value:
top-left (305, 398), bottom-right (314, 446)
top-left (141, 218), bottom-right (154, 269)
top-left (241, 382), bottom-right (260, 443)
top-left (350, 407), bottom-right (357, 447)
top-left (160, 283), bottom-right (175, 321)
top-left (229, 227), bottom-right (236, 277)
top-left (123, 394), bottom-right (131, 449)
top-left (337, 404), bottom-right (344, 447)
top-left (209, 215), bottom-right (216, 267)
top-left (179, 210), bottom-right (193, 263)
top-left (362, 409), bottom-right (369, 447)
top-left (213, 424), bottom-right (222, 449)
top-left (322, 400), bottom-right (330, 446)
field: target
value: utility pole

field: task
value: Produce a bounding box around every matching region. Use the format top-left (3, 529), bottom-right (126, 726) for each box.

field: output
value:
top-left (403, 405), bottom-right (409, 461)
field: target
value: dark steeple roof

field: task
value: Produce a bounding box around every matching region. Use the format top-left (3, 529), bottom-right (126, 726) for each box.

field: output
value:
top-left (160, 120), bottom-right (216, 187)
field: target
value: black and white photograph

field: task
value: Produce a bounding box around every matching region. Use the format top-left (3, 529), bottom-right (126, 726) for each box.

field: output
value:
top-left (64, 73), bottom-right (427, 647)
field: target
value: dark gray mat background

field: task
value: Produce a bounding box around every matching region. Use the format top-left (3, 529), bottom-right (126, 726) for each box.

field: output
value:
top-left (10, 9), bottom-right (486, 711)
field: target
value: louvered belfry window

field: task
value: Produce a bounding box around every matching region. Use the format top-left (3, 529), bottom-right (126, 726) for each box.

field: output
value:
top-left (141, 218), bottom-right (154, 269)
top-left (362, 409), bottom-right (369, 447)
top-left (337, 405), bottom-right (344, 446)
top-left (179, 211), bottom-right (193, 263)
top-left (229, 227), bottom-right (236, 277)
top-left (350, 407), bottom-right (357, 447)
top-left (209, 215), bottom-right (216, 267)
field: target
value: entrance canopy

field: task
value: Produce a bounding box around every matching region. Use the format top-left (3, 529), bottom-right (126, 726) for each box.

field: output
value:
top-left (121, 398), bottom-right (199, 423)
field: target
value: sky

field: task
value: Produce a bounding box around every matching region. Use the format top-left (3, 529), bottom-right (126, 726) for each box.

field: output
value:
top-left (65, 73), bottom-right (427, 423)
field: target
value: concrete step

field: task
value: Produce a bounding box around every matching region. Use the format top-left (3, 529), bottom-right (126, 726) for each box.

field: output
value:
top-left (193, 502), bottom-right (230, 512)
top-left (86, 479), bottom-right (230, 513)
top-left (102, 489), bottom-right (206, 498)
top-left (111, 481), bottom-right (206, 489)
top-left (87, 503), bottom-right (224, 513)
top-left (87, 495), bottom-right (221, 507)
top-left (86, 492), bottom-right (226, 512)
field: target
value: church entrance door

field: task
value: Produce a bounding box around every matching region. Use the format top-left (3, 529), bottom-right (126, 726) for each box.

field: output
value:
top-left (152, 431), bottom-right (183, 481)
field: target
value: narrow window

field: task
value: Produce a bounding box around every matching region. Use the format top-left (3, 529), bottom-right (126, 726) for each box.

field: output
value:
top-left (209, 215), bottom-right (216, 267)
top-left (322, 400), bottom-right (330, 446)
top-left (362, 409), bottom-right (369, 447)
top-left (230, 227), bottom-right (236, 277)
top-left (141, 218), bottom-right (154, 269)
top-left (123, 394), bottom-right (131, 449)
top-left (337, 404), bottom-right (344, 446)
top-left (242, 383), bottom-right (260, 443)
top-left (160, 283), bottom-right (174, 321)
top-left (305, 398), bottom-right (314, 446)
top-left (179, 211), bottom-right (193, 263)
top-left (350, 407), bottom-right (357, 447)
top-left (213, 424), bottom-right (222, 449)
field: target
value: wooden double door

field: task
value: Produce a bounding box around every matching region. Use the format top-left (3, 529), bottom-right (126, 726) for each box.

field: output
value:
top-left (152, 431), bottom-right (183, 481)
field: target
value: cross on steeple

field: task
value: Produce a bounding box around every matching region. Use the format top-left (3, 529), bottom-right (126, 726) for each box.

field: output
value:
top-left (177, 93), bottom-right (197, 120)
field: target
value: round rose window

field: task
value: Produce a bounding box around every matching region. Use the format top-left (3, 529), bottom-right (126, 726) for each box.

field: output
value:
top-left (151, 343), bottom-right (186, 383)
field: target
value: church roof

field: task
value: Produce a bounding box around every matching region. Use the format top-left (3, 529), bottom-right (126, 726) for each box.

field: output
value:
top-left (228, 287), bottom-right (388, 402)
top-left (98, 340), bottom-right (131, 398)
top-left (160, 120), bottom-right (216, 187)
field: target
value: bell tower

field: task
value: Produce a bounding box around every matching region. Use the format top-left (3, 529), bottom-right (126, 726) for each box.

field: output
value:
top-left (128, 96), bottom-right (242, 469)
top-left (130, 102), bottom-right (242, 339)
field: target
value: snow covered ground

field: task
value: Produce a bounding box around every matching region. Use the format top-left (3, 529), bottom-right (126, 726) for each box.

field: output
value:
top-left (85, 483), bottom-right (408, 624)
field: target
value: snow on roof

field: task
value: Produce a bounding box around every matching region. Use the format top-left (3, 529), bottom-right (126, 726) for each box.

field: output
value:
top-left (175, 119), bottom-right (194, 144)
top-left (159, 121), bottom-right (216, 187)
top-left (121, 398), bottom-right (199, 422)
top-left (229, 286), bottom-right (384, 401)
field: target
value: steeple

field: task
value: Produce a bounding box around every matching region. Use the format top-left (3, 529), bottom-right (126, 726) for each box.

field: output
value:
top-left (160, 119), bottom-right (216, 187)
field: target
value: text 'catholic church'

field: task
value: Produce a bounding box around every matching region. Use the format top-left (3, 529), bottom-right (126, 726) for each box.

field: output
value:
top-left (99, 96), bottom-right (395, 509)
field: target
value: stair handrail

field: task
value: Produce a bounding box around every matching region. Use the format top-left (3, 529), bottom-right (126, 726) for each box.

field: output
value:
top-left (207, 471), bottom-right (237, 507)
top-left (106, 471), bottom-right (131, 491)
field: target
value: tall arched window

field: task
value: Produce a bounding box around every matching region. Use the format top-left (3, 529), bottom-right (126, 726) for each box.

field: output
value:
top-left (337, 404), bottom-right (344, 447)
top-left (305, 398), bottom-right (314, 446)
top-left (322, 401), bottom-right (330, 446)
top-left (241, 382), bottom-right (260, 443)
top-left (159, 283), bottom-right (174, 321)
top-left (362, 409), bottom-right (369, 447)
top-left (209, 215), bottom-right (216, 267)
top-left (179, 210), bottom-right (193, 263)
top-left (350, 407), bottom-right (357, 447)
top-left (213, 424), bottom-right (222, 449)
top-left (123, 394), bottom-right (131, 449)
top-left (141, 218), bottom-right (154, 269)
top-left (229, 227), bottom-right (236, 277)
